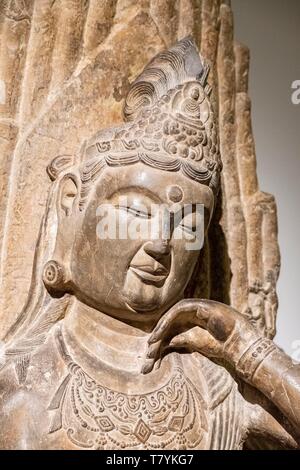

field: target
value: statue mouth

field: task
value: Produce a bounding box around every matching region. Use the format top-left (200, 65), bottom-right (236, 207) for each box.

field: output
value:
top-left (130, 264), bottom-right (169, 285)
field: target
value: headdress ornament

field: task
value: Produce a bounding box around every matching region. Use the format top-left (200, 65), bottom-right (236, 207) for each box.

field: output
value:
top-left (79, 37), bottom-right (222, 209)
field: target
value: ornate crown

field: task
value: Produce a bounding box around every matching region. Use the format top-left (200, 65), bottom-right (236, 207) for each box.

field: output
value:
top-left (49, 38), bottom-right (222, 209)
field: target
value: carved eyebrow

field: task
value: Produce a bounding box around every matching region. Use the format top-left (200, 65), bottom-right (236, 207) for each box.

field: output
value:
top-left (107, 186), bottom-right (162, 203)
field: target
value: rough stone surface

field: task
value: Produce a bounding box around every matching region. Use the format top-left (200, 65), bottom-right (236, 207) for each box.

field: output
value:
top-left (0, 1), bottom-right (297, 451)
top-left (0, 0), bottom-right (280, 340)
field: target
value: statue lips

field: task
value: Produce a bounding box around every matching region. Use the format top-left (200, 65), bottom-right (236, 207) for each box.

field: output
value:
top-left (130, 263), bottom-right (169, 285)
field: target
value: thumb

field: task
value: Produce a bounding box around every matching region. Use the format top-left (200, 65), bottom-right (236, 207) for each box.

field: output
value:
top-left (169, 327), bottom-right (211, 349)
top-left (169, 331), bottom-right (191, 348)
top-left (170, 327), bottom-right (222, 357)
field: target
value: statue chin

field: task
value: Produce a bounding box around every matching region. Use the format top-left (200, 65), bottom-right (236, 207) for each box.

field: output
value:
top-left (121, 276), bottom-right (177, 317)
top-left (122, 290), bottom-right (166, 315)
top-left (124, 299), bottom-right (163, 314)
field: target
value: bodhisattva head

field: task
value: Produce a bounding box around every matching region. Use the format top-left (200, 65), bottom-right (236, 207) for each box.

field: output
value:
top-left (43, 37), bottom-right (222, 327)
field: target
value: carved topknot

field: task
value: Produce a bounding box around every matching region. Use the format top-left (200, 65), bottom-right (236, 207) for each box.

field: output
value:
top-left (123, 37), bottom-right (211, 122)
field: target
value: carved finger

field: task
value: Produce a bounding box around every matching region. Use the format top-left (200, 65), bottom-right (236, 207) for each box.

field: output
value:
top-left (149, 317), bottom-right (173, 344)
top-left (146, 340), bottom-right (162, 359)
top-left (149, 307), bottom-right (181, 344)
top-left (170, 327), bottom-right (221, 357)
top-left (141, 358), bottom-right (155, 375)
top-left (148, 300), bottom-right (200, 345)
top-left (142, 340), bottom-right (163, 375)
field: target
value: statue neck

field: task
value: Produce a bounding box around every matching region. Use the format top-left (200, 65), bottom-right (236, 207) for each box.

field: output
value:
top-left (63, 298), bottom-right (150, 375)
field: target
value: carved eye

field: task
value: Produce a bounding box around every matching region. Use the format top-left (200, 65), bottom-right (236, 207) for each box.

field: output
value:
top-left (178, 211), bottom-right (203, 238)
top-left (118, 206), bottom-right (151, 219)
top-left (179, 223), bottom-right (196, 236)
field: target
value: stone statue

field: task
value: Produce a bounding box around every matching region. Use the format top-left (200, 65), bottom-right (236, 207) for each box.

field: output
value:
top-left (0, 37), bottom-right (299, 450)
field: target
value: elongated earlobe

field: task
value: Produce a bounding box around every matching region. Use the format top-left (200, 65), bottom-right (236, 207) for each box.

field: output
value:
top-left (42, 260), bottom-right (70, 295)
top-left (44, 175), bottom-right (78, 296)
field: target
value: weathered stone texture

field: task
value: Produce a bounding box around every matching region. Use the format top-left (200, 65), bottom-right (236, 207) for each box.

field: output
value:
top-left (0, 0), bottom-right (280, 341)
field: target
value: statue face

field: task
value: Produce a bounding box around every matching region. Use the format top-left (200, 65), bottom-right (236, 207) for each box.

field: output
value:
top-left (70, 163), bottom-right (214, 324)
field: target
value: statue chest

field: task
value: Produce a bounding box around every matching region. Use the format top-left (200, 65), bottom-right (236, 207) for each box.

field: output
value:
top-left (47, 361), bottom-right (210, 450)
top-left (2, 328), bottom-right (244, 450)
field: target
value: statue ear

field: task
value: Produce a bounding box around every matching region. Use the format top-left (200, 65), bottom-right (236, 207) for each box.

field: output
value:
top-left (59, 175), bottom-right (78, 217)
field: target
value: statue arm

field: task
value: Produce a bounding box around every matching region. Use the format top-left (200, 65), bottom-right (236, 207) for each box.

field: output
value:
top-left (246, 345), bottom-right (300, 432)
top-left (144, 299), bottom-right (300, 435)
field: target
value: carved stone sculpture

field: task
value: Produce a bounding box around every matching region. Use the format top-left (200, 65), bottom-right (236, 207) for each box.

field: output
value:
top-left (0, 2), bottom-right (299, 451)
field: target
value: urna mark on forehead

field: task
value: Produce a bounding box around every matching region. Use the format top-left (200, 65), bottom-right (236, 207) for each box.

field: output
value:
top-left (167, 185), bottom-right (183, 203)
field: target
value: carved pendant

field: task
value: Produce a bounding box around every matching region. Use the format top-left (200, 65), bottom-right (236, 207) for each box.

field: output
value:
top-left (48, 329), bottom-right (208, 450)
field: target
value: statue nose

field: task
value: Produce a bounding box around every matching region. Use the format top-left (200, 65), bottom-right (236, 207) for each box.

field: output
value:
top-left (143, 239), bottom-right (171, 259)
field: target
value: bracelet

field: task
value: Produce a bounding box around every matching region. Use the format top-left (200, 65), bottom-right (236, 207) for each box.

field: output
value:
top-left (236, 338), bottom-right (277, 381)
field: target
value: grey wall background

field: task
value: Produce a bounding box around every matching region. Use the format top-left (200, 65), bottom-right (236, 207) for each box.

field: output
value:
top-left (232, 0), bottom-right (300, 355)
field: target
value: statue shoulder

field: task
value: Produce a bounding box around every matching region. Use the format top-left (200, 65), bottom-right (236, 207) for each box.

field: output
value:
top-left (0, 325), bottom-right (67, 449)
top-left (182, 352), bottom-right (239, 407)
top-left (181, 352), bottom-right (299, 449)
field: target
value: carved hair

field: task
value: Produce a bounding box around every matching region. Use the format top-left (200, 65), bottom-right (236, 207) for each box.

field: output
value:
top-left (78, 37), bottom-right (222, 209)
top-left (123, 36), bottom-right (210, 121)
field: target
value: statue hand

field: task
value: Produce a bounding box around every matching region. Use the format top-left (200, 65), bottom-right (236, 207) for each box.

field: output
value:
top-left (142, 299), bottom-right (262, 375)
